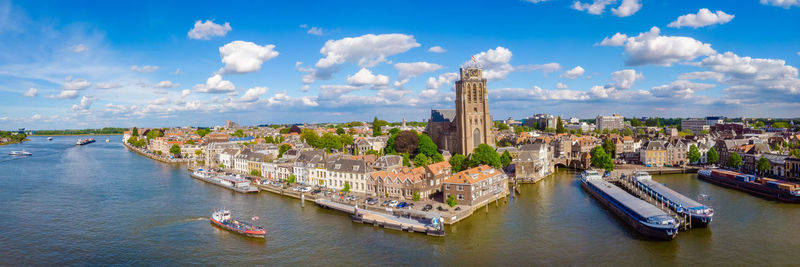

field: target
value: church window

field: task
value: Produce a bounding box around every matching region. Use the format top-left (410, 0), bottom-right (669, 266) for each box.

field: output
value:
top-left (473, 128), bottom-right (481, 147)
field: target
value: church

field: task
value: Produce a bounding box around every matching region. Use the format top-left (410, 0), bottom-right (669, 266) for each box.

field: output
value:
top-left (426, 66), bottom-right (494, 156)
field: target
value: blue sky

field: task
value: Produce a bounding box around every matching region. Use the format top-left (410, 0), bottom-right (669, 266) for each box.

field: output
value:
top-left (1, 0), bottom-right (799, 129)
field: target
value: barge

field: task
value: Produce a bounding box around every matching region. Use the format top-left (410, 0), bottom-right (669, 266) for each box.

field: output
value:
top-left (76, 138), bottom-right (96, 145)
top-left (630, 171), bottom-right (713, 227)
top-left (697, 168), bottom-right (800, 203)
top-left (210, 209), bottom-right (265, 238)
top-left (190, 169), bottom-right (259, 193)
top-left (581, 170), bottom-right (679, 240)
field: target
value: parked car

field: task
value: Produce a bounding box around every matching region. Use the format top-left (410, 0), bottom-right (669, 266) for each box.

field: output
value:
top-left (388, 200), bottom-right (399, 207)
top-left (365, 197), bottom-right (377, 205)
top-left (396, 202), bottom-right (408, 209)
top-left (380, 200), bottom-right (391, 207)
top-left (437, 206), bottom-right (449, 212)
top-left (422, 204), bottom-right (433, 211)
top-left (300, 186), bottom-right (312, 193)
top-left (455, 207), bottom-right (461, 211)
top-left (311, 189), bottom-right (321, 195)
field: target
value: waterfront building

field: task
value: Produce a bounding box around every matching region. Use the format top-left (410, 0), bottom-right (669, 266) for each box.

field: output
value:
top-left (427, 67), bottom-right (494, 155)
top-left (640, 141), bottom-right (667, 167)
top-left (442, 165), bottom-right (508, 206)
top-left (785, 156), bottom-right (800, 181)
top-left (515, 143), bottom-right (552, 180)
top-left (218, 148), bottom-right (238, 169)
top-left (367, 167), bottom-right (425, 198)
top-left (596, 114), bottom-right (624, 130)
top-left (665, 139), bottom-right (688, 166)
top-left (326, 158), bottom-right (371, 193)
top-left (714, 139), bottom-right (749, 166)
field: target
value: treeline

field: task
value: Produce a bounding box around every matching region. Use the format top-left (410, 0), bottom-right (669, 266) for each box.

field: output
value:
top-left (34, 128), bottom-right (127, 135)
top-left (0, 131), bottom-right (27, 143)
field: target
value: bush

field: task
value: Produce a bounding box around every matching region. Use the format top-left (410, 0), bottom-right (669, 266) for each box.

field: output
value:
top-left (250, 170), bottom-right (262, 177)
top-left (446, 195), bottom-right (457, 207)
top-left (287, 174), bottom-right (296, 184)
top-left (412, 191), bottom-right (420, 201)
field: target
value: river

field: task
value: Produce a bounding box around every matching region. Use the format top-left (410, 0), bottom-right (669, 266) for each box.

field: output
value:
top-left (1, 136), bottom-right (798, 265)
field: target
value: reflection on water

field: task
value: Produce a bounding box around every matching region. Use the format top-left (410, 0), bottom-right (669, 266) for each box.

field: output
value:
top-left (1, 136), bottom-right (798, 265)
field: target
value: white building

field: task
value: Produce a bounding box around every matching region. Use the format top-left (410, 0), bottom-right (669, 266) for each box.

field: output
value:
top-left (596, 114), bottom-right (624, 130)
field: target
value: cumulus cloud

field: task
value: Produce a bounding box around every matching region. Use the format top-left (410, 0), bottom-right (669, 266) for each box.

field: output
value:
top-left (394, 62), bottom-right (442, 80)
top-left (95, 82), bottom-right (122, 89)
top-left (650, 80), bottom-right (716, 99)
top-left (561, 66), bottom-right (585, 79)
top-left (218, 41), bottom-right (279, 74)
top-left (316, 33), bottom-right (419, 69)
top-left (188, 20), bottom-right (232, 40)
top-left (173, 68), bottom-right (181, 75)
top-left (266, 92), bottom-right (319, 107)
top-left (193, 74), bottom-right (236, 93)
top-left (571, 0), bottom-right (614, 15)
top-left (611, 69), bottom-right (643, 89)
top-left (677, 71), bottom-right (725, 82)
top-left (699, 52), bottom-right (800, 100)
top-left (71, 44), bottom-right (88, 53)
top-left (318, 85), bottom-right (364, 99)
top-left (599, 33), bottom-right (628, 46)
top-left (31, 114), bottom-right (41, 120)
top-left (556, 82), bottom-right (568, 89)
top-left (23, 88), bottom-right (37, 97)
top-left (668, 8), bottom-right (734, 28)
top-left (600, 26), bottom-right (715, 66)
top-left (239, 86), bottom-right (269, 102)
top-left (307, 27), bottom-right (323, 35)
top-left (181, 89), bottom-right (191, 97)
top-left (428, 46), bottom-right (446, 53)
top-left (300, 85), bottom-right (310, 92)
top-left (425, 72), bottom-right (459, 90)
top-left (611, 0), bottom-right (642, 17)
top-left (346, 68), bottom-right (390, 86)
top-left (760, 0), bottom-right (800, 8)
top-left (45, 90), bottom-right (79, 99)
top-left (491, 86), bottom-right (591, 101)
top-left (153, 80), bottom-right (179, 88)
top-left (130, 65), bottom-right (158, 72)
top-left (515, 62), bottom-right (561, 73)
top-left (63, 77), bottom-right (91, 90)
top-left (71, 96), bottom-right (96, 111)
top-left (472, 46), bottom-right (514, 80)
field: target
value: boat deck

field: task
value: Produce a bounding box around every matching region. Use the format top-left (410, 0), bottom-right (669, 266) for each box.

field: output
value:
top-left (636, 179), bottom-right (704, 209)
top-left (587, 179), bottom-right (669, 219)
top-left (315, 199), bottom-right (444, 236)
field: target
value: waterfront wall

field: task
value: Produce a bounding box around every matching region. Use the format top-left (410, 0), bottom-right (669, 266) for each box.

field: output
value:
top-left (123, 141), bottom-right (191, 164)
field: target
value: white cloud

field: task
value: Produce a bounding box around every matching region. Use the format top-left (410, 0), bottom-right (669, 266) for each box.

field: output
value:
top-left (299, 24), bottom-right (308, 28)
top-left (492, 86), bottom-right (591, 101)
top-left (31, 114), bottom-right (41, 120)
top-left (300, 85), bottom-right (310, 92)
top-left (130, 65), bottom-right (158, 72)
top-left (346, 68), bottom-right (390, 86)
top-left (515, 62), bottom-right (561, 73)
top-left (188, 20), bottom-right (232, 40)
top-left (193, 74), bottom-right (236, 93)
top-left (394, 62), bottom-right (442, 80)
top-left (611, 69), bottom-right (643, 89)
top-left (173, 68), bottom-right (181, 75)
top-left (428, 46), bottom-right (446, 53)
top-left (45, 90), bottom-right (79, 99)
top-left (315, 33), bottom-right (420, 70)
top-left (71, 95), bottom-right (96, 111)
top-left (677, 71), bottom-right (725, 82)
top-left (148, 97), bottom-right (170, 105)
top-left (561, 66), bottom-right (585, 79)
top-left (426, 72), bottom-right (459, 90)
top-left (266, 92), bottom-right (318, 107)
top-left (760, 0), bottom-right (800, 8)
top-left (650, 80), bottom-right (716, 99)
top-left (240, 86), bottom-right (269, 102)
top-left (668, 8), bottom-right (734, 28)
top-left (556, 82), bottom-right (568, 89)
top-left (153, 80), bottom-right (179, 88)
top-left (23, 88), bottom-right (37, 97)
top-left (599, 33), bottom-right (628, 46)
top-left (307, 27), bottom-right (323, 35)
top-left (572, 0), bottom-right (614, 15)
top-left (601, 26), bottom-right (715, 66)
top-left (181, 89), bottom-right (191, 97)
top-left (71, 44), bottom-right (88, 53)
top-left (63, 77), bottom-right (91, 90)
top-left (218, 41), bottom-right (279, 74)
top-left (318, 85), bottom-right (363, 99)
top-left (472, 46), bottom-right (514, 80)
top-left (95, 82), bottom-right (121, 89)
top-left (699, 51), bottom-right (800, 98)
top-left (611, 0), bottom-right (641, 17)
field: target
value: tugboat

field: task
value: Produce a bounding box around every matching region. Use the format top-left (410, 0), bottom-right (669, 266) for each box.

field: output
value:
top-left (210, 209), bottom-right (265, 238)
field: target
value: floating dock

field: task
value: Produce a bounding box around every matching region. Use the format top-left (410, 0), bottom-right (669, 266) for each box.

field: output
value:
top-left (315, 199), bottom-right (445, 236)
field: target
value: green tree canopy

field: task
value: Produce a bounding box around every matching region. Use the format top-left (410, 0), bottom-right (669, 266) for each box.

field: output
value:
top-left (756, 157), bottom-right (771, 175)
top-left (169, 144), bottom-right (181, 155)
top-left (131, 127), bottom-right (139, 136)
top-left (630, 117), bottom-right (643, 127)
top-left (602, 139), bottom-right (616, 159)
top-left (300, 128), bottom-right (319, 147)
top-left (727, 152), bottom-right (742, 168)
top-left (336, 127), bottom-right (345, 135)
top-left (287, 174), bottom-right (296, 183)
top-left (413, 153), bottom-right (429, 167)
top-left (446, 194), bottom-right (457, 207)
top-left (708, 147), bottom-right (719, 164)
top-left (449, 154), bottom-right (468, 173)
top-left (469, 144), bottom-right (501, 169)
top-left (278, 144), bottom-right (291, 158)
top-left (402, 153), bottom-right (411, 167)
top-left (622, 128), bottom-right (633, 136)
top-left (417, 133), bottom-right (438, 158)
top-left (500, 150), bottom-right (511, 167)
top-left (494, 121), bottom-right (509, 131)
top-left (556, 117), bottom-right (566, 134)
top-left (687, 144), bottom-right (701, 164)
top-left (250, 169), bottom-right (262, 177)
top-left (342, 182), bottom-right (351, 193)
top-left (388, 128), bottom-right (401, 136)
top-left (590, 146), bottom-right (614, 172)
top-left (372, 117), bottom-right (389, 136)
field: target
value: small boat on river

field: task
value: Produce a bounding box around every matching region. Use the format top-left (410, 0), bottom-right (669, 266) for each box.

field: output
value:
top-left (210, 209), bottom-right (266, 238)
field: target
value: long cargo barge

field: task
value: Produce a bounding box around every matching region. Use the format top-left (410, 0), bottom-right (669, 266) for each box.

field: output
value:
top-left (629, 171), bottom-right (713, 227)
top-left (190, 169), bottom-right (259, 193)
top-left (580, 170), bottom-right (679, 240)
top-left (697, 168), bottom-right (800, 203)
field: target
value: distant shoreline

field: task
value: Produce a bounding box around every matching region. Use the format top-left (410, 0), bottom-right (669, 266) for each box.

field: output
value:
top-left (31, 134), bottom-right (124, 136)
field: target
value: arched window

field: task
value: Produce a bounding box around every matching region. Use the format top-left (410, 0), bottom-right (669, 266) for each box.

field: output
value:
top-left (473, 128), bottom-right (481, 147)
top-left (472, 83), bottom-right (477, 103)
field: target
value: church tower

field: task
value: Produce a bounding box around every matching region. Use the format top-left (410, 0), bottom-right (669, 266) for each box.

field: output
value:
top-left (455, 67), bottom-right (494, 155)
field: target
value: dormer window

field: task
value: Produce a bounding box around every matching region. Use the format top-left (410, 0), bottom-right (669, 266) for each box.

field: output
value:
top-left (335, 164), bottom-right (341, 169)
top-left (353, 165), bottom-right (359, 171)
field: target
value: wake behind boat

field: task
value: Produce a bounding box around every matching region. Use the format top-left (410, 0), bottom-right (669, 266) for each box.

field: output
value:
top-left (210, 209), bottom-right (265, 238)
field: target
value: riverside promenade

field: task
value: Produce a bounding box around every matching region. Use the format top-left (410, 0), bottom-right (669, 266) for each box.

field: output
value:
top-left (122, 141), bottom-right (191, 164)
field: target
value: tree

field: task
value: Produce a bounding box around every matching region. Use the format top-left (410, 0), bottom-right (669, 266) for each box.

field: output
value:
top-left (234, 129), bottom-right (245, 137)
top-left (417, 133), bottom-right (438, 158)
top-left (394, 131), bottom-right (419, 154)
top-left (365, 149), bottom-right (380, 156)
top-left (755, 121), bottom-right (765, 128)
top-left (431, 152), bottom-right (444, 163)
top-left (602, 139), bottom-right (616, 159)
top-left (631, 118), bottom-right (643, 127)
top-left (319, 132), bottom-right (343, 151)
top-left (388, 128), bottom-right (401, 136)
top-left (791, 149), bottom-right (800, 159)
top-left (196, 128), bottom-right (211, 137)
top-left (446, 194), bottom-right (457, 207)
top-left (412, 191), bottom-right (420, 201)
top-left (727, 152), bottom-right (742, 169)
top-left (287, 174), bottom-right (296, 184)
top-left (131, 127), bottom-right (139, 137)
top-left (469, 144), bottom-right (501, 169)
top-left (169, 144), bottom-right (181, 155)
top-left (250, 169), bottom-right (262, 177)
top-left (195, 149), bottom-right (203, 156)
top-left (342, 182), bottom-right (351, 193)
top-left (590, 146), bottom-right (614, 172)
top-left (336, 127), bottom-right (345, 135)
top-left (385, 133), bottom-right (397, 154)
top-left (413, 153), bottom-right (429, 167)
top-left (708, 147), bottom-right (719, 164)
top-left (300, 129), bottom-right (319, 147)
top-left (278, 144), bottom-right (291, 158)
top-left (756, 157), bottom-right (771, 176)
top-left (622, 128), bottom-right (633, 136)
top-left (185, 139), bottom-right (195, 145)
top-left (500, 150), bottom-right (511, 167)
top-left (219, 163), bottom-right (225, 169)
top-left (339, 134), bottom-right (354, 147)
top-left (449, 154), bottom-right (468, 173)
top-left (495, 122), bottom-right (509, 131)
top-left (402, 153), bottom-right (411, 167)
top-left (146, 129), bottom-right (163, 140)
top-left (556, 116), bottom-right (566, 134)
top-left (157, 150), bottom-right (163, 155)
top-left (687, 145), bottom-right (701, 164)
top-left (372, 117), bottom-right (388, 136)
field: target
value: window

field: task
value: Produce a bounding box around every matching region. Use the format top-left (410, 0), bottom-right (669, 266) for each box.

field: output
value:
top-left (457, 194), bottom-right (464, 200)
top-left (456, 185), bottom-right (464, 191)
top-left (446, 184), bottom-right (451, 190)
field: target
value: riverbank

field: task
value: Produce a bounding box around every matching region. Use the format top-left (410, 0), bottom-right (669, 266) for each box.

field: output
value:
top-left (0, 139), bottom-right (29, 146)
top-left (123, 141), bottom-right (191, 164)
top-left (31, 133), bottom-right (123, 136)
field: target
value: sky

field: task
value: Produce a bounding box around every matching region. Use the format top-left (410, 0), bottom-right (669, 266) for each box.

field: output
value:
top-left (1, 0), bottom-right (799, 129)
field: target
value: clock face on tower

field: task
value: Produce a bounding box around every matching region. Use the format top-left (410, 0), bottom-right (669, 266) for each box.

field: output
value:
top-left (469, 69), bottom-right (479, 77)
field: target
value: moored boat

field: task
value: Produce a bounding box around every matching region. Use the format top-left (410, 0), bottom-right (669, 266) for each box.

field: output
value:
top-left (190, 169), bottom-right (259, 193)
top-left (210, 209), bottom-right (265, 238)
top-left (697, 168), bottom-right (800, 203)
top-left (76, 138), bottom-right (96, 145)
top-left (581, 170), bottom-right (679, 240)
top-left (630, 171), bottom-right (713, 227)
top-left (9, 149), bottom-right (32, 156)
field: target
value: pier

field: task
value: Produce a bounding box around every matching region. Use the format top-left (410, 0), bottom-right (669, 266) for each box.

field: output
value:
top-left (315, 199), bottom-right (445, 236)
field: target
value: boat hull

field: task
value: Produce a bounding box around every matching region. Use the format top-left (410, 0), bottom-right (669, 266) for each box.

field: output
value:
top-left (210, 217), bottom-right (265, 238)
top-left (581, 181), bottom-right (677, 241)
top-left (697, 172), bottom-right (800, 204)
top-left (688, 214), bottom-right (712, 228)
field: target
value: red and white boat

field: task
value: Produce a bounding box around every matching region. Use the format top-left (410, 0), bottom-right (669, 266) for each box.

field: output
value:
top-left (210, 209), bottom-right (265, 238)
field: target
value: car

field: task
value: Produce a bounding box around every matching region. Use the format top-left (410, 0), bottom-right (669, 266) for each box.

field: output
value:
top-left (388, 200), bottom-right (399, 207)
top-left (291, 187), bottom-right (300, 191)
top-left (437, 206), bottom-right (449, 212)
top-left (455, 207), bottom-right (462, 211)
top-left (311, 189), bottom-right (321, 195)
top-left (350, 195), bottom-right (360, 201)
top-left (422, 204), bottom-right (433, 211)
top-left (300, 186), bottom-right (312, 193)
top-left (365, 197), bottom-right (376, 205)
top-left (396, 202), bottom-right (408, 209)
top-left (380, 200), bottom-right (391, 207)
